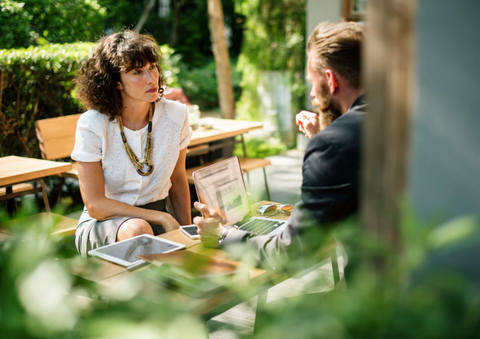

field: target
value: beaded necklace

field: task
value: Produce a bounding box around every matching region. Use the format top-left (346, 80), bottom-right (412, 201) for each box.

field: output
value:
top-left (117, 104), bottom-right (154, 176)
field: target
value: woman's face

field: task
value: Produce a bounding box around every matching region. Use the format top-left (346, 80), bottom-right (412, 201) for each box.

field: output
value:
top-left (117, 62), bottom-right (159, 105)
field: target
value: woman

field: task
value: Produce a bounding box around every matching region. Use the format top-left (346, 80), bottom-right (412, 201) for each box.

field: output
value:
top-left (72, 30), bottom-right (191, 257)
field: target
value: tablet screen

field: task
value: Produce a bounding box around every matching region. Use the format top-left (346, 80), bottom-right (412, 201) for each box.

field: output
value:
top-left (90, 235), bottom-right (185, 265)
top-left (192, 157), bottom-right (250, 225)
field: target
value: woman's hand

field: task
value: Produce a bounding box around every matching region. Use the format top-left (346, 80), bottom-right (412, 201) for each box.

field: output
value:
top-left (158, 212), bottom-right (181, 232)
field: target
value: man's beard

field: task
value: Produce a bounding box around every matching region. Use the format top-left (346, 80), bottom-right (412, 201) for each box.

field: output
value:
top-left (316, 82), bottom-right (342, 131)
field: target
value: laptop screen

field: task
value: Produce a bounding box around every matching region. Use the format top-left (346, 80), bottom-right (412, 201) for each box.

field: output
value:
top-left (192, 157), bottom-right (250, 225)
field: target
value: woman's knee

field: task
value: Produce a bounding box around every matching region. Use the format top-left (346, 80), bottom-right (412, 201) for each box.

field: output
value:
top-left (116, 219), bottom-right (153, 241)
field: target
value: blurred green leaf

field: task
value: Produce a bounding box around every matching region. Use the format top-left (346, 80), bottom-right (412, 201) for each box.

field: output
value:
top-left (427, 216), bottom-right (478, 249)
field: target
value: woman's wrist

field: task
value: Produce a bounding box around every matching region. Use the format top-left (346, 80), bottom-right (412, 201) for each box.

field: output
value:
top-left (154, 210), bottom-right (171, 224)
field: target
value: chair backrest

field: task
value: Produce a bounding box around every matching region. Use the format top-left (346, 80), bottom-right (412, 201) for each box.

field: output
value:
top-left (35, 114), bottom-right (81, 160)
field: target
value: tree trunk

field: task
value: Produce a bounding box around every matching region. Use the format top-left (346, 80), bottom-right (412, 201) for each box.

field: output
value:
top-left (170, 0), bottom-right (186, 47)
top-left (207, 0), bottom-right (235, 119)
top-left (134, 0), bottom-right (157, 32)
top-left (361, 0), bottom-right (416, 267)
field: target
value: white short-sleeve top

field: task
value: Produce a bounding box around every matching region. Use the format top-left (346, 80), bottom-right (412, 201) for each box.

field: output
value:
top-left (71, 98), bottom-right (192, 206)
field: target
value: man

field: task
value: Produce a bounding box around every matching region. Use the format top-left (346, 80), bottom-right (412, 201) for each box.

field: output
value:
top-left (194, 22), bottom-right (366, 270)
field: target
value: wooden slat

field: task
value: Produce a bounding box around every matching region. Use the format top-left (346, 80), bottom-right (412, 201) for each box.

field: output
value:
top-left (186, 157), bottom-right (271, 184)
top-left (236, 157), bottom-right (271, 173)
top-left (0, 183), bottom-right (34, 196)
top-left (35, 114), bottom-right (81, 160)
top-left (0, 212), bottom-right (78, 237)
top-left (160, 229), bottom-right (201, 248)
top-left (0, 156), bottom-right (72, 187)
top-left (186, 144), bottom-right (209, 155)
top-left (59, 162), bottom-right (78, 179)
top-left (189, 118), bottom-right (263, 146)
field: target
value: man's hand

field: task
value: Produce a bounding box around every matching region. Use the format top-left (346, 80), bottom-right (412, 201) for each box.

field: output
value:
top-left (193, 202), bottom-right (227, 248)
top-left (296, 110), bottom-right (320, 138)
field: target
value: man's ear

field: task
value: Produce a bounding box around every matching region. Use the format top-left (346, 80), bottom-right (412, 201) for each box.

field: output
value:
top-left (324, 69), bottom-right (338, 94)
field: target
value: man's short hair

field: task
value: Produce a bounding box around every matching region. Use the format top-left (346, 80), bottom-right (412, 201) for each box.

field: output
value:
top-left (307, 22), bottom-right (364, 88)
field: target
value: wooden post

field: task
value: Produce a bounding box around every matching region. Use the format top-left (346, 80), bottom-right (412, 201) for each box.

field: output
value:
top-left (342, 0), bottom-right (353, 21)
top-left (0, 70), bottom-right (3, 108)
top-left (361, 0), bottom-right (416, 261)
top-left (207, 0), bottom-right (235, 119)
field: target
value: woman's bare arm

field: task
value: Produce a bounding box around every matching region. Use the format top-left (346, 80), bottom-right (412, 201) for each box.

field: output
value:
top-left (168, 147), bottom-right (192, 225)
top-left (77, 161), bottom-right (180, 231)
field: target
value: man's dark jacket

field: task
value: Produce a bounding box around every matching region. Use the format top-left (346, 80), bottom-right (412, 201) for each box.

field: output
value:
top-left (222, 96), bottom-right (366, 270)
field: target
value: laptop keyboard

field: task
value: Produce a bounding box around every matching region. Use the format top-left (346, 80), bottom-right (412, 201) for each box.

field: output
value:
top-left (237, 218), bottom-right (285, 236)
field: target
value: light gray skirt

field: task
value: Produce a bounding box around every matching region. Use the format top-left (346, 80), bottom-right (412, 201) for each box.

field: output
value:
top-left (75, 199), bottom-right (169, 258)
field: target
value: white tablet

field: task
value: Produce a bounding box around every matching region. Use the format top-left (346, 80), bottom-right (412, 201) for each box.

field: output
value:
top-left (88, 234), bottom-right (186, 270)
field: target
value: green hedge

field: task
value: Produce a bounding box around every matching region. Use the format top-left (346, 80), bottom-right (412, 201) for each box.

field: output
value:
top-left (0, 43), bottom-right (178, 158)
top-left (177, 59), bottom-right (242, 112)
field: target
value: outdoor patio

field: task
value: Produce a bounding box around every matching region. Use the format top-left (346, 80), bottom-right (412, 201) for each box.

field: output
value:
top-left (1, 0), bottom-right (480, 338)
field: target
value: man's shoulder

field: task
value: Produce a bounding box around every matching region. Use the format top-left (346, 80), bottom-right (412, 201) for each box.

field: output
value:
top-left (326, 104), bottom-right (365, 135)
top-left (306, 105), bottom-right (366, 157)
top-left (310, 108), bottom-right (364, 148)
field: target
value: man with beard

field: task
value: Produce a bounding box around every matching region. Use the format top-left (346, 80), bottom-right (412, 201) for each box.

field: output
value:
top-left (193, 22), bottom-right (366, 272)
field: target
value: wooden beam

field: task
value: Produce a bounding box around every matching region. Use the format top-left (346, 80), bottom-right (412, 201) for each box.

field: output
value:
top-left (361, 0), bottom-right (417, 257)
top-left (207, 0), bottom-right (235, 119)
top-left (342, 0), bottom-right (354, 21)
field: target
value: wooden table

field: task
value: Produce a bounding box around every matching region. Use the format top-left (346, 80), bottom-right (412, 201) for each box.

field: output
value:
top-left (190, 118), bottom-right (263, 146)
top-left (72, 201), bottom-right (339, 325)
top-left (72, 201), bottom-right (278, 284)
top-left (72, 201), bottom-right (283, 324)
top-left (188, 118), bottom-right (263, 157)
top-left (0, 156), bottom-right (72, 213)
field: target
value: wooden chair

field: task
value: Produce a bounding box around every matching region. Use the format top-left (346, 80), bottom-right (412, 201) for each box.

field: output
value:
top-left (35, 114), bottom-right (81, 179)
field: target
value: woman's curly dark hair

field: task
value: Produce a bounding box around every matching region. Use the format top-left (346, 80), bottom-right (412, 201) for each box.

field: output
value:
top-left (76, 30), bottom-right (165, 121)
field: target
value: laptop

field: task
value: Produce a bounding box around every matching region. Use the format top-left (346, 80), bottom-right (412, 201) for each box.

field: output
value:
top-left (192, 157), bottom-right (287, 236)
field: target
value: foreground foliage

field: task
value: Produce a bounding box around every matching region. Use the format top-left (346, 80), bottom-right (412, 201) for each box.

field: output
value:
top-left (1, 203), bottom-right (480, 338)
top-left (233, 136), bottom-right (287, 159)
